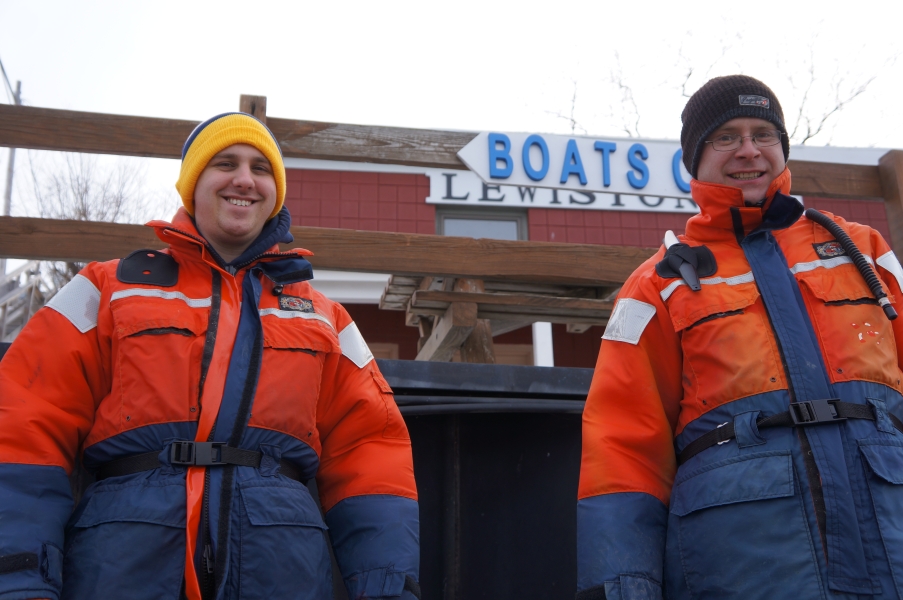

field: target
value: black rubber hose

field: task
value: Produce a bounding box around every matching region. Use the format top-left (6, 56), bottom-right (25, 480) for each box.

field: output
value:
top-left (804, 208), bottom-right (897, 320)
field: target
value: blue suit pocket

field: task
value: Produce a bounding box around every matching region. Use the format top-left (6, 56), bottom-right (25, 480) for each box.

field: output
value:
top-left (859, 439), bottom-right (903, 594)
top-left (237, 481), bottom-right (333, 600)
top-left (666, 451), bottom-right (823, 600)
top-left (63, 478), bottom-right (186, 600)
top-left (670, 450), bottom-right (794, 516)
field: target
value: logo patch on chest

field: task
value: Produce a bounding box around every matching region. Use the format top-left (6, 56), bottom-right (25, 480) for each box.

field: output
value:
top-left (813, 241), bottom-right (846, 259)
top-left (278, 294), bottom-right (315, 313)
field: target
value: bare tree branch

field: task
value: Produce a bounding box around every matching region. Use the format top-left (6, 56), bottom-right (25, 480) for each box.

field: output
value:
top-left (787, 49), bottom-right (816, 141)
top-left (800, 74), bottom-right (875, 144)
top-left (545, 80), bottom-right (588, 135)
top-left (24, 150), bottom-right (152, 293)
top-left (609, 52), bottom-right (641, 137)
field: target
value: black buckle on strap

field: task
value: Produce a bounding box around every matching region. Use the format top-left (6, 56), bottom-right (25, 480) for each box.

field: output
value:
top-left (789, 399), bottom-right (846, 426)
top-left (170, 441), bottom-right (224, 466)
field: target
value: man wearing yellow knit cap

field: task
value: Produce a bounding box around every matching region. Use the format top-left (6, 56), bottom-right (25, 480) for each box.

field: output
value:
top-left (0, 113), bottom-right (421, 600)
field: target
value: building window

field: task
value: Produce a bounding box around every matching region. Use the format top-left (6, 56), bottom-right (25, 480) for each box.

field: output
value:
top-left (436, 207), bottom-right (527, 241)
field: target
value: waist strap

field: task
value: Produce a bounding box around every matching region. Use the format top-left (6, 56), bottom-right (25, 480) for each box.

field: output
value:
top-left (96, 440), bottom-right (305, 482)
top-left (679, 399), bottom-right (903, 465)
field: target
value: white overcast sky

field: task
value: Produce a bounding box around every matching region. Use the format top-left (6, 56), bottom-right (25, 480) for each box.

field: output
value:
top-left (1, 0), bottom-right (902, 219)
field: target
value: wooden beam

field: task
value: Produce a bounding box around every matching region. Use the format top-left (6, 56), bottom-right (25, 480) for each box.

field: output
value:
top-left (288, 230), bottom-right (651, 286)
top-left (416, 316), bottom-right (433, 353)
top-left (0, 104), bottom-right (195, 159)
top-left (0, 217), bottom-right (655, 286)
top-left (0, 104), bottom-right (893, 195)
top-left (0, 217), bottom-right (157, 261)
top-left (415, 302), bottom-right (477, 362)
top-left (410, 290), bottom-right (614, 320)
top-left (788, 159), bottom-right (884, 200)
top-left (0, 104), bottom-right (473, 169)
top-left (267, 117), bottom-right (474, 169)
top-left (879, 150), bottom-right (903, 254)
top-left (488, 319), bottom-right (534, 337)
top-left (239, 95), bottom-right (267, 123)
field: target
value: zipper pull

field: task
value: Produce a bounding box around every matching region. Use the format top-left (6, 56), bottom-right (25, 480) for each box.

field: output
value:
top-left (204, 543), bottom-right (215, 574)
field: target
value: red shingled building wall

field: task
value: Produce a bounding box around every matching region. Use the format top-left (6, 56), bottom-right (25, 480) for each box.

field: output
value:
top-left (285, 170), bottom-right (434, 234)
top-left (285, 168), bottom-right (894, 368)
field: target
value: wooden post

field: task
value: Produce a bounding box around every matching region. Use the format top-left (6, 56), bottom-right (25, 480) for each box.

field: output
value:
top-left (415, 302), bottom-right (477, 361)
top-left (454, 279), bottom-right (496, 364)
top-left (417, 316), bottom-right (434, 354)
top-left (880, 150), bottom-right (903, 257)
top-left (239, 95), bottom-right (267, 124)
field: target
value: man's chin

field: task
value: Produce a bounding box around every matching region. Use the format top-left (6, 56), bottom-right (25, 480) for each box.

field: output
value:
top-left (213, 225), bottom-right (259, 248)
top-left (737, 184), bottom-right (770, 205)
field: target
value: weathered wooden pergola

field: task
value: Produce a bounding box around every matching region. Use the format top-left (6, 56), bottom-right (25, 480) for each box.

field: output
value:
top-left (1, 95), bottom-right (902, 362)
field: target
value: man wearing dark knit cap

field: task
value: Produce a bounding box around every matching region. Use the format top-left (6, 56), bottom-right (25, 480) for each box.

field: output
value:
top-left (0, 113), bottom-right (421, 600)
top-left (577, 75), bottom-right (903, 599)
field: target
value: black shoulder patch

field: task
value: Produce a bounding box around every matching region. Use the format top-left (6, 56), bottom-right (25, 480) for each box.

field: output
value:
top-left (117, 249), bottom-right (179, 287)
top-left (655, 243), bottom-right (718, 280)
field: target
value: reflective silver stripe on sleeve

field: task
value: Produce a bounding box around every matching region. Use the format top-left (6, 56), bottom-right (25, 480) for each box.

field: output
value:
top-left (338, 321), bottom-right (374, 368)
top-left (45, 274), bottom-right (101, 333)
top-left (258, 308), bottom-right (335, 330)
top-left (877, 251), bottom-right (903, 291)
top-left (602, 298), bottom-right (656, 345)
top-left (788, 255), bottom-right (873, 275)
top-left (659, 271), bottom-right (755, 302)
top-left (110, 288), bottom-right (212, 308)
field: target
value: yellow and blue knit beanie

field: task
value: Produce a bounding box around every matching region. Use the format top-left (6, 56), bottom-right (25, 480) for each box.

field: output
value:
top-left (175, 112), bottom-right (285, 219)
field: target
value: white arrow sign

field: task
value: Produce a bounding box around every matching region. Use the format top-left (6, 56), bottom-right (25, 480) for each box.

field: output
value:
top-left (457, 131), bottom-right (693, 199)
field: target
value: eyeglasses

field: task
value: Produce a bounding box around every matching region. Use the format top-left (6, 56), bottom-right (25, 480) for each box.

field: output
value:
top-left (704, 130), bottom-right (783, 152)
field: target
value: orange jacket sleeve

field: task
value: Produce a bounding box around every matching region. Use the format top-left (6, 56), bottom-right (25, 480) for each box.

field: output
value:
top-left (579, 256), bottom-right (683, 505)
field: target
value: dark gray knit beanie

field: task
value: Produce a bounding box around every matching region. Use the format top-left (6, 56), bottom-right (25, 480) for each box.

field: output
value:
top-left (680, 75), bottom-right (790, 178)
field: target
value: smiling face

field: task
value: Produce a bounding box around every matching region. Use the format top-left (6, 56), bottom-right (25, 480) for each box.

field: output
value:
top-left (696, 117), bottom-right (787, 203)
top-left (192, 143), bottom-right (277, 263)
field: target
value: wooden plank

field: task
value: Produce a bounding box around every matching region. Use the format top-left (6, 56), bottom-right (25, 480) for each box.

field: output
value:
top-left (879, 150), bottom-right (903, 255)
top-left (478, 311), bottom-right (608, 326)
top-left (0, 104), bottom-right (195, 159)
top-left (0, 217), bottom-right (158, 261)
top-left (0, 217), bottom-right (656, 286)
top-left (0, 104), bottom-right (891, 196)
top-left (267, 117), bottom-right (474, 169)
top-left (408, 289), bottom-right (613, 324)
top-left (0, 104), bottom-right (472, 169)
top-left (402, 304), bottom-right (610, 325)
top-left (287, 229), bottom-right (653, 286)
top-left (788, 159), bottom-right (883, 200)
top-left (483, 281), bottom-right (607, 297)
top-left (415, 302), bottom-right (477, 362)
top-left (411, 290), bottom-right (615, 313)
top-left (488, 319), bottom-right (534, 337)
